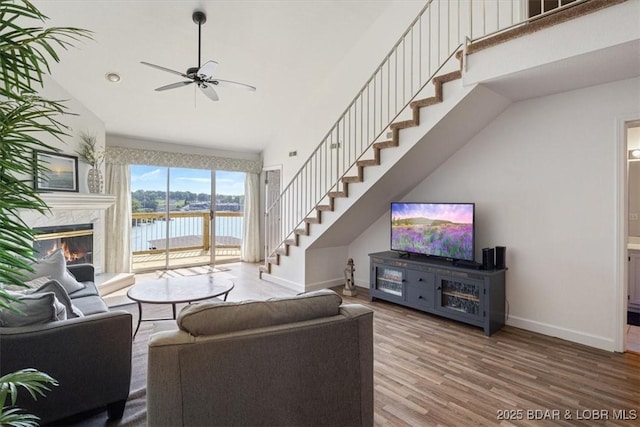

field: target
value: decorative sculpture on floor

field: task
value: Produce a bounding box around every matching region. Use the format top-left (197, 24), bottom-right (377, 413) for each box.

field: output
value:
top-left (343, 258), bottom-right (357, 296)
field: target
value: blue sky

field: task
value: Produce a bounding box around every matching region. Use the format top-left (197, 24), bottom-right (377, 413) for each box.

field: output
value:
top-left (130, 166), bottom-right (245, 195)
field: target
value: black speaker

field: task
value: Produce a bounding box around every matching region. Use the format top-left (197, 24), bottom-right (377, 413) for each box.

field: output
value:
top-left (495, 246), bottom-right (506, 269)
top-left (482, 247), bottom-right (495, 270)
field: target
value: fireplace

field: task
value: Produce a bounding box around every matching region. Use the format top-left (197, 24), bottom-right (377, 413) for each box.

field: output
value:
top-left (33, 223), bottom-right (94, 265)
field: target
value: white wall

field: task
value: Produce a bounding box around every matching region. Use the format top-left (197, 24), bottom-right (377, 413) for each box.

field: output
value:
top-left (349, 76), bottom-right (640, 351)
top-left (261, 0), bottom-right (425, 184)
top-left (40, 75), bottom-right (106, 190)
top-left (305, 246), bottom-right (348, 291)
top-left (23, 76), bottom-right (109, 274)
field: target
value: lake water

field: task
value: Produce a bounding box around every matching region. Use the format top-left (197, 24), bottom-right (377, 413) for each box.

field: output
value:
top-left (131, 216), bottom-right (243, 251)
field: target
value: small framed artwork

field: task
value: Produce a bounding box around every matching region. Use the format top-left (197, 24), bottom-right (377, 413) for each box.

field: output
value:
top-left (33, 150), bottom-right (79, 192)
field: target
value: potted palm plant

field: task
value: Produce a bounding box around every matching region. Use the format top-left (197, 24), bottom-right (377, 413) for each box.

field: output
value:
top-left (0, 0), bottom-right (90, 424)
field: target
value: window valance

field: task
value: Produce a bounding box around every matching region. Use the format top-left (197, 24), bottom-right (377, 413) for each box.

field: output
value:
top-left (105, 146), bottom-right (262, 174)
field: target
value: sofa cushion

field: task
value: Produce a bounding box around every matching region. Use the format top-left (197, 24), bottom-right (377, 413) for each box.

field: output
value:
top-left (0, 292), bottom-right (66, 327)
top-left (67, 280), bottom-right (99, 299)
top-left (71, 295), bottom-right (108, 316)
top-left (28, 280), bottom-right (84, 318)
top-left (177, 289), bottom-right (343, 337)
top-left (25, 249), bottom-right (85, 294)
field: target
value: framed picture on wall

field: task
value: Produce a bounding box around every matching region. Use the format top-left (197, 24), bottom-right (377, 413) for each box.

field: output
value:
top-left (33, 150), bottom-right (79, 192)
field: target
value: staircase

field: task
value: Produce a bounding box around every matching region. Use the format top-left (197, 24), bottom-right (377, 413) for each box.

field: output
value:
top-left (261, 0), bottom-right (623, 285)
top-left (261, 62), bottom-right (463, 274)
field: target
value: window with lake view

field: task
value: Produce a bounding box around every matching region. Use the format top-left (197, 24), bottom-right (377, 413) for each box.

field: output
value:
top-left (130, 165), bottom-right (245, 271)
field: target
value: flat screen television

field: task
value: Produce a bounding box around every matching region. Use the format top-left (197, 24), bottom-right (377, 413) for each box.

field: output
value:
top-left (390, 202), bottom-right (475, 262)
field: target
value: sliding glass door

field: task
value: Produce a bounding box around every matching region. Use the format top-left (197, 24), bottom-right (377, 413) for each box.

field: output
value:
top-left (130, 165), bottom-right (245, 272)
top-left (166, 167), bottom-right (213, 269)
top-left (214, 171), bottom-right (245, 264)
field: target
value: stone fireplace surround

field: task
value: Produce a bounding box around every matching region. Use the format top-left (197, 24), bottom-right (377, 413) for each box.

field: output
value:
top-left (21, 193), bottom-right (116, 276)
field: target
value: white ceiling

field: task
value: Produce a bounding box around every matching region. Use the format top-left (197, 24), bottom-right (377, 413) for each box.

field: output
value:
top-left (35, 0), bottom-right (395, 153)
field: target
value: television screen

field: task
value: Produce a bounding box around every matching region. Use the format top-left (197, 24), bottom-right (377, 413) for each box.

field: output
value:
top-left (390, 202), bottom-right (475, 261)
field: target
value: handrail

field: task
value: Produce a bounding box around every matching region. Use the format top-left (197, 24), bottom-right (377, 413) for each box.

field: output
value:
top-left (263, 0), bottom-right (585, 269)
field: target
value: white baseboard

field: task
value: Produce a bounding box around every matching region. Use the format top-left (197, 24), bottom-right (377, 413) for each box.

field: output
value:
top-left (507, 315), bottom-right (616, 352)
top-left (261, 274), bottom-right (365, 294)
top-left (305, 277), bottom-right (345, 293)
top-left (260, 273), bottom-right (305, 293)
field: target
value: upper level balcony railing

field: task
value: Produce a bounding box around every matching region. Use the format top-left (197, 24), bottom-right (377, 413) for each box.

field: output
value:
top-left (131, 210), bottom-right (242, 270)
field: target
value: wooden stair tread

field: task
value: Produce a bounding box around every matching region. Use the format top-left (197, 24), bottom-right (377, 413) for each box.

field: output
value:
top-left (328, 191), bottom-right (347, 198)
top-left (390, 120), bottom-right (417, 130)
top-left (284, 238), bottom-right (298, 246)
top-left (433, 70), bottom-right (462, 84)
top-left (316, 204), bottom-right (333, 211)
top-left (357, 159), bottom-right (379, 167)
top-left (373, 140), bottom-right (397, 149)
top-left (410, 96), bottom-right (440, 109)
top-left (342, 175), bottom-right (362, 183)
top-left (294, 228), bottom-right (308, 235)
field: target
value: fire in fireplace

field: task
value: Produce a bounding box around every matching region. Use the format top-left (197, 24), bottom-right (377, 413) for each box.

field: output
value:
top-left (33, 224), bottom-right (93, 265)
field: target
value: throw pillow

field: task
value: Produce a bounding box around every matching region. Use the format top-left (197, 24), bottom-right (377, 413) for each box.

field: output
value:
top-left (25, 249), bottom-right (85, 294)
top-left (0, 292), bottom-right (66, 327)
top-left (28, 280), bottom-right (84, 318)
top-left (25, 276), bottom-right (53, 288)
top-left (1, 275), bottom-right (52, 292)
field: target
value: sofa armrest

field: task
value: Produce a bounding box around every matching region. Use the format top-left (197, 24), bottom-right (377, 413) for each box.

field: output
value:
top-left (340, 303), bottom-right (375, 319)
top-left (0, 310), bottom-right (132, 424)
top-left (67, 263), bottom-right (95, 283)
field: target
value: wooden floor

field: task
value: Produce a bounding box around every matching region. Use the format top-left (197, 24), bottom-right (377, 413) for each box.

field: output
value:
top-left (353, 293), bottom-right (640, 426)
top-left (121, 262), bottom-right (640, 426)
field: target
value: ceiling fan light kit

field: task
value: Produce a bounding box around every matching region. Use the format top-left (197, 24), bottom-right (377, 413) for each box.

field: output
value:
top-left (141, 10), bottom-right (255, 102)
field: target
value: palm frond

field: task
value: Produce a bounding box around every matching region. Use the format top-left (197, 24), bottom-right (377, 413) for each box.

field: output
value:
top-left (0, 2), bottom-right (90, 424)
top-left (0, 407), bottom-right (41, 427)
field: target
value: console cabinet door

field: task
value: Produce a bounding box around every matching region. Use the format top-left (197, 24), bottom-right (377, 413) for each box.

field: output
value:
top-left (371, 263), bottom-right (405, 302)
top-left (435, 276), bottom-right (484, 325)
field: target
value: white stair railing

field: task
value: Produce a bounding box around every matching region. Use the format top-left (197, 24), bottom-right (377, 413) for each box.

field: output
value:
top-left (263, 0), bottom-right (589, 269)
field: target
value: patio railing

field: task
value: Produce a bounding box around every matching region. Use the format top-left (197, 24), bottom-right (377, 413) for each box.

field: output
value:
top-left (131, 210), bottom-right (243, 259)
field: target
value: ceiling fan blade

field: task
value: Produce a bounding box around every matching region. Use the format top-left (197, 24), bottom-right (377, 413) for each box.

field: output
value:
top-left (199, 83), bottom-right (219, 101)
top-left (155, 81), bottom-right (194, 91)
top-left (141, 61), bottom-right (189, 78)
top-left (207, 78), bottom-right (257, 92)
top-left (197, 60), bottom-right (218, 79)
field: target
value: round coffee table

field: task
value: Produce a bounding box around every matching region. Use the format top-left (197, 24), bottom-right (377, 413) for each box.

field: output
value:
top-left (127, 275), bottom-right (234, 337)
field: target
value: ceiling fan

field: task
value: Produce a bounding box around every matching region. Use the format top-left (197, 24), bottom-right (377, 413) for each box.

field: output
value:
top-left (141, 10), bottom-right (256, 102)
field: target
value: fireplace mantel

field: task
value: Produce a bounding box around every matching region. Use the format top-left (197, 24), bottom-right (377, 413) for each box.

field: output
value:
top-left (40, 193), bottom-right (116, 211)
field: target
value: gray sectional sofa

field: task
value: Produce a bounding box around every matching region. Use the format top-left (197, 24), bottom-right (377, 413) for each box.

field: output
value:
top-left (0, 264), bottom-right (132, 425)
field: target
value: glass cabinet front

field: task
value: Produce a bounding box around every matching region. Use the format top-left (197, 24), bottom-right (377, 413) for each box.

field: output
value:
top-left (438, 278), bottom-right (481, 316)
top-left (374, 265), bottom-right (404, 297)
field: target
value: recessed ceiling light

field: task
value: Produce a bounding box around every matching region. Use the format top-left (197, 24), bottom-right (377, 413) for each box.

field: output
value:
top-left (632, 150), bottom-right (640, 159)
top-left (105, 72), bottom-right (121, 83)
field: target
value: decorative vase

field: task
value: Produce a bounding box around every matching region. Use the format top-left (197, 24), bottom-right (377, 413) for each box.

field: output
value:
top-left (87, 168), bottom-right (103, 194)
